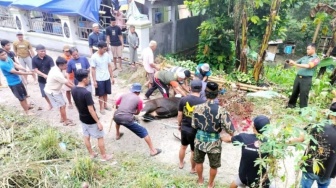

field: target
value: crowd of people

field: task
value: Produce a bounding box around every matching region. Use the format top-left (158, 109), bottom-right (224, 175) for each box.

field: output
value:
top-left (0, 19), bottom-right (335, 188)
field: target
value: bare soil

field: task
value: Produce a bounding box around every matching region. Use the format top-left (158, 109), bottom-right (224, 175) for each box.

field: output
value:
top-left (0, 49), bottom-right (334, 188)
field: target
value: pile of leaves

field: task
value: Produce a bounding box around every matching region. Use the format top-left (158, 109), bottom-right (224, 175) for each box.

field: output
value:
top-left (218, 90), bottom-right (254, 132)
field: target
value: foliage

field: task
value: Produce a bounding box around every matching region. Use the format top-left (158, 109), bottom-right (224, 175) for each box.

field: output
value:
top-left (228, 70), bottom-right (256, 84)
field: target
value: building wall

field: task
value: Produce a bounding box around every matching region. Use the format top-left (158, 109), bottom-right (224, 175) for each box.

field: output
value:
top-left (149, 15), bottom-right (204, 56)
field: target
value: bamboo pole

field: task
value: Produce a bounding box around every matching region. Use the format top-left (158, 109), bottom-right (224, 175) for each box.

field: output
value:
top-left (312, 21), bottom-right (322, 43)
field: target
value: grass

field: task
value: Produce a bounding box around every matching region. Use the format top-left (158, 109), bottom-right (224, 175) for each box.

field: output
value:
top-left (0, 105), bottom-right (228, 187)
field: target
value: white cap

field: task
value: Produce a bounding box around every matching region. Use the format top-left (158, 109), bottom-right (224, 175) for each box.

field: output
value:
top-left (177, 72), bottom-right (186, 79)
top-left (92, 23), bottom-right (99, 28)
top-left (201, 63), bottom-right (210, 72)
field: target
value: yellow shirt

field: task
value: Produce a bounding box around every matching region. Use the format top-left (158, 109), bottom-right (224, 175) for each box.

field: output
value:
top-left (13, 40), bottom-right (32, 58)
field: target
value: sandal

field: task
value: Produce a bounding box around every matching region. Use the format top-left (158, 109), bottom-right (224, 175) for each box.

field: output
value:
top-left (63, 120), bottom-right (76, 126)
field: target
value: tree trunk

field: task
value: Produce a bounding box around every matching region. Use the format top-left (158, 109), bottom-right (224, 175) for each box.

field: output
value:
top-left (239, 6), bottom-right (248, 73)
top-left (234, 0), bottom-right (243, 69)
top-left (328, 30), bottom-right (336, 84)
top-left (253, 0), bottom-right (282, 81)
top-left (312, 21), bottom-right (322, 43)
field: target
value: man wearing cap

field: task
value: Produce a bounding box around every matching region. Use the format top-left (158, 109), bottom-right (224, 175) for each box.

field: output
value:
top-left (106, 17), bottom-right (124, 70)
top-left (286, 43), bottom-right (320, 109)
top-left (142, 40), bottom-right (159, 89)
top-left (222, 115), bottom-right (272, 188)
top-left (13, 31), bottom-right (37, 84)
top-left (144, 70), bottom-right (187, 99)
top-left (44, 57), bottom-right (74, 126)
top-left (192, 82), bottom-right (235, 188)
top-left (32, 44), bottom-right (55, 110)
top-left (88, 23), bottom-right (106, 56)
top-left (113, 83), bottom-right (162, 156)
top-left (0, 48), bottom-right (34, 115)
top-left (67, 47), bottom-right (91, 92)
top-left (61, 45), bottom-right (74, 109)
top-left (90, 41), bottom-right (115, 115)
top-left (169, 66), bottom-right (192, 93)
top-left (178, 80), bottom-right (206, 173)
top-left (195, 63), bottom-right (211, 82)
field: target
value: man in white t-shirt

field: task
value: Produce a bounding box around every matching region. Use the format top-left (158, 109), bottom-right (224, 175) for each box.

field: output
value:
top-left (90, 41), bottom-right (115, 115)
top-left (142, 40), bottom-right (158, 89)
top-left (44, 56), bottom-right (74, 126)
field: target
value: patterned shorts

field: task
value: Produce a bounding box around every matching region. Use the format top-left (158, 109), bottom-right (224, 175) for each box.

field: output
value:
top-left (193, 147), bottom-right (221, 168)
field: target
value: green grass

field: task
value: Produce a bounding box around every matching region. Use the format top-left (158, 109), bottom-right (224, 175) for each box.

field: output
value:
top-left (0, 105), bottom-right (228, 187)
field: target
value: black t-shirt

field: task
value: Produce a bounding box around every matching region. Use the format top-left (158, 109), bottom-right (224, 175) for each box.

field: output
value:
top-left (232, 133), bottom-right (270, 187)
top-left (32, 55), bottom-right (54, 83)
top-left (106, 25), bottom-right (122, 46)
top-left (178, 95), bottom-right (206, 132)
top-left (304, 124), bottom-right (336, 178)
top-left (71, 87), bottom-right (96, 124)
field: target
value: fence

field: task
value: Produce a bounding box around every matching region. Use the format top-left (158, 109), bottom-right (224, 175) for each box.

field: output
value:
top-left (28, 11), bottom-right (63, 36)
top-left (0, 7), bottom-right (16, 29)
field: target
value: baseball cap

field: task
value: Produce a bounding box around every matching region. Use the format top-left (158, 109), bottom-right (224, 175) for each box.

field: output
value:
top-left (92, 23), bottom-right (99, 28)
top-left (330, 102), bottom-right (336, 112)
top-left (131, 83), bottom-right (142, 93)
top-left (190, 80), bottom-right (202, 92)
top-left (35, 44), bottom-right (46, 51)
top-left (111, 17), bottom-right (116, 22)
top-left (16, 31), bottom-right (23, 35)
top-left (63, 45), bottom-right (70, 51)
top-left (253, 115), bottom-right (270, 134)
top-left (201, 63), bottom-right (210, 72)
top-left (177, 72), bottom-right (185, 79)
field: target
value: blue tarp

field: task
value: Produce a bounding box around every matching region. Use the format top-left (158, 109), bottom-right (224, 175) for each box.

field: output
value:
top-left (10, 0), bottom-right (102, 22)
top-left (0, 0), bottom-right (13, 7)
top-left (111, 0), bottom-right (128, 10)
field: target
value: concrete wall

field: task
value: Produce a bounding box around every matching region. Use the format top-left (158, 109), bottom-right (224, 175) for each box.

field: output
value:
top-left (149, 15), bottom-right (203, 56)
top-left (175, 16), bottom-right (202, 52)
top-left (149, 22), bottom-right (173, 56)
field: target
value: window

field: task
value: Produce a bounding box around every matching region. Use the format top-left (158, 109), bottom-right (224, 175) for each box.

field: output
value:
top-left (0, 7), bottom-right (16, 29)
top-left (28, 11), bottom-right (63, 36)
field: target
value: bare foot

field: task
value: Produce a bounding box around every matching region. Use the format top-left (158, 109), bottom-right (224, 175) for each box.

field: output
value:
top-left (90, 153), bottom-right (98, 159)
top-left (197, 177), bottom-right (204, 186)
top-left (208, 182), bottom-right (215, 188)
top-left (101, 154), bottom-right (112, 162)
top-left (179, 161), bottom-right (184, 169)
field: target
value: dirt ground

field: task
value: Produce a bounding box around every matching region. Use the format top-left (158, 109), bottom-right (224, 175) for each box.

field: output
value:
top-left (0, 48), bottom-right (334, 188)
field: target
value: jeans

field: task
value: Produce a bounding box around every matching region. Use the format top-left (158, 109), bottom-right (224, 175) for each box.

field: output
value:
top-left (301, 172), bottom-right (331, 188)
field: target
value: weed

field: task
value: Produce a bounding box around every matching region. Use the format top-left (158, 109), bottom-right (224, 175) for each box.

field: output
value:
top-left (71, 157), bottom-right (96, 183)
top-left (36, 128), bottom-right (64, 160)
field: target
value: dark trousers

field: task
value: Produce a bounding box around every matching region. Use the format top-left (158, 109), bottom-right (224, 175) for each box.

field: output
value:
top-left (145, 78), bottom-right (169, 98)
top-left (288, 75), bottom-right (312, 108)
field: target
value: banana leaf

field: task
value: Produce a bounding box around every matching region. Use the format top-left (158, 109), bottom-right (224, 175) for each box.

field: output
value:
top-left (317, 57), bottom-right (336, 68)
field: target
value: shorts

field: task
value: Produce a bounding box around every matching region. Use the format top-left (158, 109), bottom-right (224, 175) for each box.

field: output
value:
top-left (181, 130), bottom-right (196, 151)
top-left (111, 45), bottom-right (123, 58)
top-left (18, 56), bottom-right (33, 70)
top-left (45, 92), bottom-right (66, 108)
top-left (147, 73), bottom-right (154, 84)
top-left (81, 122), bottom-right (104, 138)
top-left (95, 79), bottom-right (111, 97)
top-left (234, 175), bottom-right (247, 187)
top-left (193, 147), bottom-right (221, 168)
top-left (39, 82), bottom-right (47, 97)
top-left (9, 82), bottom-right (27, 101)
top-left (114, 117), bottom-right (148, 138)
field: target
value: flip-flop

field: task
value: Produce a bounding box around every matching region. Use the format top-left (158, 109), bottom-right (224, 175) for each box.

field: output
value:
top-left (37, 107), bottom-right (43, 111)
top-left (150, 148), bottom-right (162, 157)
top-left (190, 171), bottom-right (197, 174)
top-left (179, 161), bottom-right (185, 169)
top-left (63, 120), bottom-right (76, 126)
top-left (90, 153), bottom-right (98, 159)
top-left (116, 133), bottom-right (124, 140)
top-left (100, 154), bottom-right (112, 162)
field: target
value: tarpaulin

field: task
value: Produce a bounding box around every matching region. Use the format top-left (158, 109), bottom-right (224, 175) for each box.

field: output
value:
top-left (10, 0), bottom-right (102, 22)
top-left (0, 0), bottom-right (13, 7)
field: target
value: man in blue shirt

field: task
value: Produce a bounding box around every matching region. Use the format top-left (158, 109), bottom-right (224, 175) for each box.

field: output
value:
top-left (67, 47), bottom-right (92, 92)
top-left (195, 63), bottom-right (211, 82)
top-left (0, 48), bottom-right (34, 115)
top-left (88, 23), bottom-right (106, 56)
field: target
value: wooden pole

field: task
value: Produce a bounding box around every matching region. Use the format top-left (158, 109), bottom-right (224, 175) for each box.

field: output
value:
top-left (312, 21), bottom-right (322, 43)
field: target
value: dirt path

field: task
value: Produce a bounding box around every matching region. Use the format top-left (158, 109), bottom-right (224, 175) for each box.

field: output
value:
top-left (0, 49), bottom-right (334, 188)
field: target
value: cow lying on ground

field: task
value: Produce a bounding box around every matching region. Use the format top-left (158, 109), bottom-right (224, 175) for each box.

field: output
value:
top-left (141, 97), bottom-right (181, 121)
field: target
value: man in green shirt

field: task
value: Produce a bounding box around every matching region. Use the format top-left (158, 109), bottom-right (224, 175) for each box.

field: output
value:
top-left (287, 43), bottom-right (320, 108)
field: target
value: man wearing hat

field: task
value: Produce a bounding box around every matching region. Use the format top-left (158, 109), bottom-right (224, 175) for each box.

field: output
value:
top-left (13, 31), bottom-right (37, 84)
top-left (113, 83), bottom-right (162, 156)
top-left (195, 63), bottom-right (212, 82)
top-left (169, 66), bottom-right (192, 93)
top-left (144, 70), bottom-right (187, 99)
top-left (222, 115), bottom-right (272, 188)
top-left (88, 23), bottom-right (106, 56)
top-left (177, 80), bottom-right (206, 173)
top-left (32, 44), bottom-right (55, 110)
top-left (192, 82), bottom-right (235, 188)
top-left (106, 16), bottom-right (124, 70)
